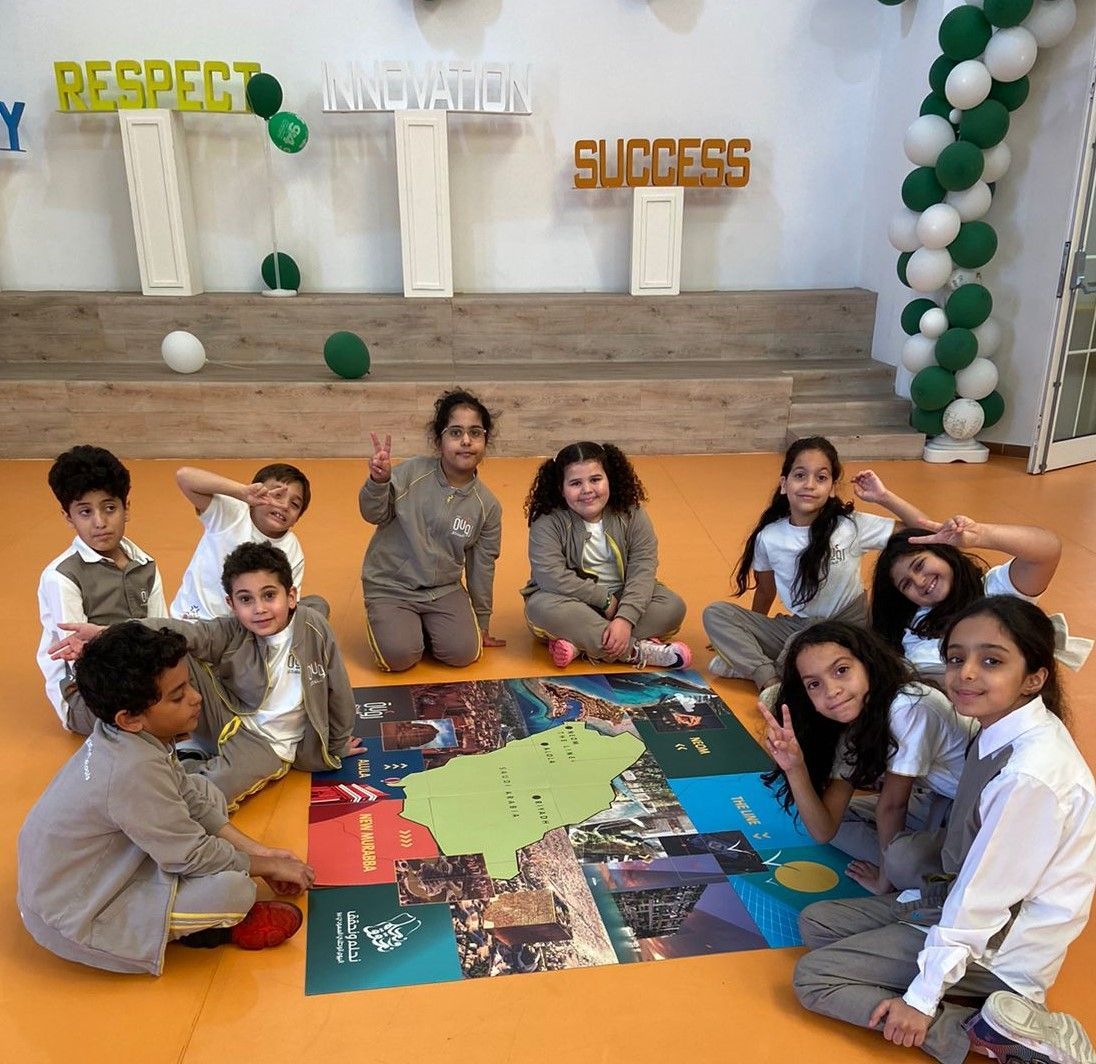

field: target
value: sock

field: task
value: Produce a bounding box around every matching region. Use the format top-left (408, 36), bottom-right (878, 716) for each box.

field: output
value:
top-left (175, 926), bottom-right (232, 949)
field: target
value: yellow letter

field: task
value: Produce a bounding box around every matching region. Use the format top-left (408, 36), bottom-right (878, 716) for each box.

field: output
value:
top-left (54, 62), bottom-right (86, 112)
top-left (85, 61), bottom-right (114, 111)
top-left (203, 61), bottom-right (232, 112)
top-left (625, 138), bottom-right (650, 186)
top-left (232, 62), bottom-right (262, 111)
top-left (174, 60), bottom-right (201, 110)
top-left (144, 60), bottom-right (173, 108)
top-left (651, 138), bottom-right (675, 186)
top-left (700, 139), bottom-right (724, 188)
top-left (726, 138), bottom-right (751, 188)
top-left (573, 140), bottom-right (597, 189)
top-left (676, 137), bottom-right (700, 188)
top-left (115, 60), bottom-right (146, 108)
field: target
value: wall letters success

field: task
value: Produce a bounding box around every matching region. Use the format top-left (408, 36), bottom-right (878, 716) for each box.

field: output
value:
top-left (573, 138), bottom-right (751, 189)
top-left (54, 60), bottom-right (263, 113)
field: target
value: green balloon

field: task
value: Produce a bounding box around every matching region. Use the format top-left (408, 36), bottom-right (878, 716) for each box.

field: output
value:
top-left (989, 76), bottom-right (1030, 112)
top-left (902, 167), bottom-right (947, 211)
top-left (935, 328), bottom-right (979, 370)
top-left (984, 0), bottom-right (1033, 28)
top-left (268, 111), bottom-right (309, 154)
top-left (949, 221), bottom-right (999, 269)
top-left (245, 73), bottom-right (283, 120)
top-left (323, 331), bottom-right (370, 379)
top-left (911, 366), bottom-right (958, 411)
top-left (978, 390), bottom-right (1006, 428)
top-left (901, 298), bottom-right (938, 335)
top-left (938, 6), bottom-right (992, 61)
top-left (920, 92), bottom-right (954, 121)
top-left (261, 252), bottom-right (301, 291)
top-left (928, 55), bottom-right (958, 97)
top-left (946, 284), bottom-right (993, 328)
top-left (911, 405), bottom-right (946, 436)
top-left (959, 100), bottom-right (1010, 148)
top-left (935, 140), bottom-right (985, 191)
top-left (897, 252), bottom-right (913, 287)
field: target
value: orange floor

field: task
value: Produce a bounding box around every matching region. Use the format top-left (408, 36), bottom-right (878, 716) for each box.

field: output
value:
top-left (3, 452), bottom-right (1095, 1063)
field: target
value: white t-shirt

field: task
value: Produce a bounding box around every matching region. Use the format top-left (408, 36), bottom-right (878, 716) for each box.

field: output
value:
top-left (753, 512), bottom-right (895, 619)
top-left (241, 626), bottom-right (306, 762)
top-left (902, 562), bottom-right (1033, 672)
top-left (832, 683), bottom-right (975, 799)
top-left (170, 494), bottom-right (305, 620)
top-left (582, 520), bottom-right (623, 597)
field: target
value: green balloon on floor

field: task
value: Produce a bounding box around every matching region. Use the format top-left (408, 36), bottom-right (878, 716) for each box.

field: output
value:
top-left (935, 328), bottom-right (979, 371)
top-left (245, 73), bottom-right (283, 120)
top-left (947, 284), bottom-right (993, 328)
top-left (911, 366), bottom-right (957, 411)
top-left (979, 390), bottom-right (1006, 428)
top-left (261, 252), bottom-right (301, 291)
top-left (323, 331), bottom-right (371, 379)
top-left (901, 298), bottom-right (939, 335)
top-left (911, 405), bottom-right (946, 436)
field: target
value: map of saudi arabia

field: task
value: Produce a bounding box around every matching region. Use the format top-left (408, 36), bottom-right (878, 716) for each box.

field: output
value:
top-left (397, 722), bottom-right (645, 878)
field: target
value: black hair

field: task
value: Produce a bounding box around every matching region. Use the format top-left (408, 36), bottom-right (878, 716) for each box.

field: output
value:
top-left (428, 389), bottom-right (495, 446)
top-left (733, 437), bottom-right (852, 607)
top-left (524, 441), bottom-right (648, 525)
top-left (75, 622), bottom-right (189, 724)
top-left (221, 541), bottom-right (294, 596)
top-left (763, 622), bottom-right (906, 815)
top-left (48, 445), bottom-right (131, 511)
top-left (941, 595), bottom-right (1067, 724)
top-left (870, 528), bottom-right (988, 651)
top-left (252, 462), bottom-right (312, 516)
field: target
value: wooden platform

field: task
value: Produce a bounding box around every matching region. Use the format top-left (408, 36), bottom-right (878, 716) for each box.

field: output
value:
top-left (0, 290), bottom-right (925, 459)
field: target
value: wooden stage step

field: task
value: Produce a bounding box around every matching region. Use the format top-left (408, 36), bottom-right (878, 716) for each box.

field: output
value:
top-left (0, 290), bottom-right (926, 460)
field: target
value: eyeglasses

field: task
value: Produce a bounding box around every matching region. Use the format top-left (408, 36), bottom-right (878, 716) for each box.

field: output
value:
top-left (442, 426), bottom-right (487, 441)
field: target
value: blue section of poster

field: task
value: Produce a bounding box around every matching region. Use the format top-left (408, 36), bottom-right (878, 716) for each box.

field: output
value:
top-left (669, 772), bottom-right (815, 847)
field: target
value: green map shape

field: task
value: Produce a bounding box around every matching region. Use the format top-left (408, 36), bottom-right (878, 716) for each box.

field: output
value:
top-left (397, 723), bottom-right (645, 879)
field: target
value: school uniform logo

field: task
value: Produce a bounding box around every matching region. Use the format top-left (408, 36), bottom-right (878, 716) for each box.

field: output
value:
top-left (451, 516), bottom-right (473, 539)
top-left (307, 661), bottom-right (327, 686)
top-left (140, 590), bottom-right (148, 603)
top-left (288, 653), bottom-right (302, 674)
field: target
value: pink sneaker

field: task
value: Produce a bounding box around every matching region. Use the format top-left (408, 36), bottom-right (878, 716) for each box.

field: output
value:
top-left (548, 638), bottom-right (578, 668)
top-left (631, 639), bottom-right (692, 670)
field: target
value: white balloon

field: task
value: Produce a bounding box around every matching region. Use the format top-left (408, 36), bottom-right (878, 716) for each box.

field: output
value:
top-left (945, 60), bottom-right (992, 110)
top-left (1022, 0), bottom-right (1076, 48)
top-left (161, 330), bottom-right (206, 374)
top-left (948, 267), bottom-right (981, 291)
top-left (964, 0), bottom-right (984, 7)
top-left (982, 141), bottom-right (1012, 183)
top-left (903, 115), bottom-right (956, 167)
top-left (949, 108), bottom-right (963, 125)
top-left (972, 316), bottom-right (1002, 358)
top-left (889, 208), bottom-right (923, 253)
top-left (943, 398), bottom-right (987, 440)
top-left (902, 334), bottom-right (939, 374)
top-left (946, 181), bottom-right (993, 222)
top-left (907, 248), bottom-right (955, 292)
top-left (956, 357), bottom-right (1000, 400)
top-left (917, 203), bottom-right (962, 249)
top-left (985, 27), bottom-right (1039, 82)
top-left (920, 307), bottom-right (949, 340)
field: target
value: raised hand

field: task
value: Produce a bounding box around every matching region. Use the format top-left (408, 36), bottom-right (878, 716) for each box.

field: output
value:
top-left (369, 432), bottom-right (393, 483)
top-left (49, 622), bottom-right (107, 661)
top-left (757, 701), bottom-right (804, 773)
top-left (850, 470), bottom-right (887, 504)
top-left (909, 514), bottom-right (980, 549)
top-left (242, 481), bottom-right (287, 507)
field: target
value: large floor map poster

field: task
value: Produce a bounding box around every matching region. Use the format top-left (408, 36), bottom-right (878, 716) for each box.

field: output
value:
top-left (304, 670), bottom-right (867, 995)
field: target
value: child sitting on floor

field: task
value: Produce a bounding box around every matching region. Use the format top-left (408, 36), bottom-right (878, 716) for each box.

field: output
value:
top-left (37, 444), bottom-right (167, 734)
top-left (521, 441), bottom-right (690, 669)
top-left (18, 622), bottom-right (314, 975)
top-left (52, 542), bottom-right (359, 811)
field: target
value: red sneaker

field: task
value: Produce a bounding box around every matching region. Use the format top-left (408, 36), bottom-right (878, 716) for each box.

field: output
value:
top-left (230, 900), bottom-right (304, 951)
top-left (548, 638), bottom-right (578, 668)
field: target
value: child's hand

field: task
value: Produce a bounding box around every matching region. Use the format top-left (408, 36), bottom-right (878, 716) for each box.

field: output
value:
top-left (344, 736), bottom-right (366, 756)
top-left (909, 514), bottom-right (980, 549)
top-left (845, 859), bottom-right (891, 896)
top-left (260, 855), bottom-right (315, 895)
top-left (869, 998), bottom-right (932, 1048)
top-left (602, 618), bottom-right (633, 659)
top-left (49, 622), bottom-right (107, 661)
top-left (757, 701), bottom-right (805, 772)
top-left (481, 631), bottom-right (507, 648)
top-left (242, 481), bottom-right (286, 507)
top-left (851, 470), bottom-right (888, 504)
top-left (369, 432), bottom-right (393, 483)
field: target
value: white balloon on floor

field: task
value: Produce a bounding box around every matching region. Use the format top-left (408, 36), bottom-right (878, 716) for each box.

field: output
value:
top-left (161, 330), bottom-right (206, 374)
top-left (943, 398), bottom-right (986, 440)
top-left (889, 208), bottom-right (923, 252)
top-left (1023, 0), bottom-right (1076, 48)
top-left (984, 27), bottom-right (1039, 82)
top-left (956, 357), bottom-right (1000, 400)
top-left (904, 115), bottom-right (956, 167)
top-left (972, 316), bottom-right (1002, 358)
top-left (945, 60), bottom-right (992, 110)
top-left (902, 333), bottom-right (939, 374)
top-left (946, 181), bottom-right (993, 222)
top-left (917, 203), bottom-right (962, 250)
top-left (907, 248), bottom-right (954, 292)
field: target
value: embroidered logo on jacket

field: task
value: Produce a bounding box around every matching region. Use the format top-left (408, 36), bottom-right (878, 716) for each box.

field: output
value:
top-left (451, 516), bottom-right (473, 539)
top-left (307, 661), bottom-right (327, 686)
top-left (288, 653), bottom-right (302, 674)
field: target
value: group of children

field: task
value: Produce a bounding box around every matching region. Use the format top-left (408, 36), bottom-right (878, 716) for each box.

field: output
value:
top-left (16, 388), bottom-right (1096, 1064)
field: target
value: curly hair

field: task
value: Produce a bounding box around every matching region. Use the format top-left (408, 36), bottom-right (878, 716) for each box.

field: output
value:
top-left (75, 622), bottom-right (189, 724)
top-left (252, 462), bottom-right (312, 516)
top-left (763, 622), bottom-right (906, 816)
top-left (733, 437), bottom-right (852, 608)
top-left (524, 442), bottom-right (648, 525)
top-left (427, 389), bottom-right (496, 445)
top-left (870, 528), bottom-right (988, 652)
top-left (48, 445), bottom-right (131, 510)
top-left (221, 541), bottom-right (294, 596)
top-left (942, 595), bottom-right (1067, 724)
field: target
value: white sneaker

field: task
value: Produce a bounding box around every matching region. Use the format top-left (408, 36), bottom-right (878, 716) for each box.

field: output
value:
top-left (631, 639), bottom-right (692, 670)
top-left (974, 991), bottom-right (1096, 1064)
top-left (708, 654), bottom-right (737, 678)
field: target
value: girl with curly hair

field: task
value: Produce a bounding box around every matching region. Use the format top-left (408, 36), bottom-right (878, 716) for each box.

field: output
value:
top-left (760, 621), bottom-right (973, 895)
top-left (703, 437), bottom-right (896, 692)
top-left (520, 441), bottom-right (689, 669)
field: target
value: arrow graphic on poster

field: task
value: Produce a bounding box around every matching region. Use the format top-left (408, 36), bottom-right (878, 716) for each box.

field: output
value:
top-left (398, 830), bottom-right (414, 847)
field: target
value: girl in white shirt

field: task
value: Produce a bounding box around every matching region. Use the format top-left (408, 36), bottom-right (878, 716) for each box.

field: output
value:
top-left (703, 437), bottom-right (895, 691)
top-left (792, 596), bottom-right (1095, 1064)
top-left (759, 621), bottom-right (973, 896)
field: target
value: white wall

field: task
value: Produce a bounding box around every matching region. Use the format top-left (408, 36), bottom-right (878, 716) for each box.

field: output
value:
top-left (859, 0), bottom-right (1096, 447)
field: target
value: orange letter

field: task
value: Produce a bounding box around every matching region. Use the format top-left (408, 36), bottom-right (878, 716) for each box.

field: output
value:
top-left (600, 138), bottom-right (625, 188)
top-left (626, 138), bottom-right (650, 186)
top-left (700, 139), bottom-right (724, 188)
top-left (677, 137), bottom-right (700, 188)
top-left (652, 138), bottom-right (675, 186)
top-left (726, 138), bottom-right (751, 188)
top-left (574, 140), bottom-right (598, 189)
